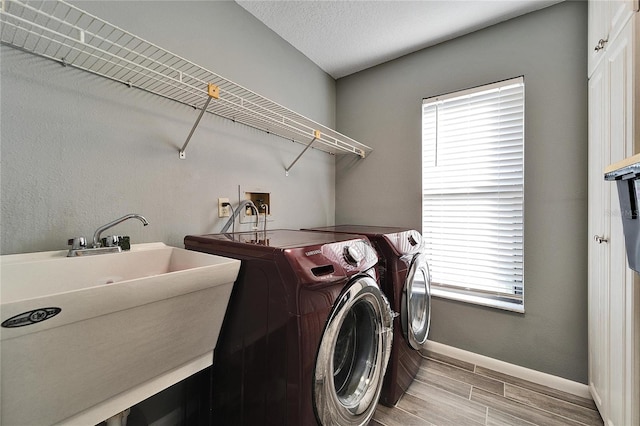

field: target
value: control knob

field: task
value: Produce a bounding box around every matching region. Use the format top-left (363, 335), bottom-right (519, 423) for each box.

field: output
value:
top-left (343, 245), bottom-right (364, 266)
top-left (408, 231), bottom-right (422, 247)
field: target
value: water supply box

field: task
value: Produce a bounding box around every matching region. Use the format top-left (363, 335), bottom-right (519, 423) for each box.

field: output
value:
top-left (605, 154), bottom-right (640, 273)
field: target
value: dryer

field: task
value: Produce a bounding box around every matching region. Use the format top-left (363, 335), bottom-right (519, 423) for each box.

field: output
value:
top-left (184, 230), bottom-right (393, 425)
top-left (304, 225), bottom-right (431, 406)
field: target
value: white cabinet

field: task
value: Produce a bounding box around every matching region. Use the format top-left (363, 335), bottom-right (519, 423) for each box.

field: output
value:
top-left (588, 62), bottom-right (609, 413)
top-left (588, 0), bottom-right (638, 76)
top-left (588, 9), bottom-right (640, 426)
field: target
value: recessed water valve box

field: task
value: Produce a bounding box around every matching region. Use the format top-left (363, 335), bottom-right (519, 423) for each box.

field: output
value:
top-left (238, 186), bottom-right (272, 225)
top-left (244, 192), bottom-right (271, 216)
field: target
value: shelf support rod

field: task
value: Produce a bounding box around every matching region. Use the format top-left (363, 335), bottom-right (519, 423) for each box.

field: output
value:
top-left (179, 83), bottom-right (219, 159)
top-left (285, 130), bottom-right (320, 176)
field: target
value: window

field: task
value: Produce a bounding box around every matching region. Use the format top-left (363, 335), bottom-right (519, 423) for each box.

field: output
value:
top-left (421, 77), bottom-right (524, 313)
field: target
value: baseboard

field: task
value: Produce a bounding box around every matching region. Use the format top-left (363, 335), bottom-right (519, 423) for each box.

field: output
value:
top-left (423, 340), bottom-right (592, 400)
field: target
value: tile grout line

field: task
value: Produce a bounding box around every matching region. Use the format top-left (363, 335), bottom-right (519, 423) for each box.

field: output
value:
top-left (505, 381), bottom-right (601, 412)
top-left (415, 355), bottom-right (601, 426)
top-left (471, 360), bottom-right (575, 426)
top-left (423, 356), bottom-right (600, 426)
top-left (474, 360), bottom-right (490, 426)
top-left (502, 382), bottom-right (602, 426)
top-left (470, 358), bottom-right (600, 425)
top-left (472, 366), bottom-right (596, 410)
top-left (423, 357), bottom-right (506, 401)
top-left (390, 403), bottom-right (431, 425)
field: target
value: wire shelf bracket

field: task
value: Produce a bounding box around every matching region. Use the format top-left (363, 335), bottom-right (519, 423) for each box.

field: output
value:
top-left (0, 0), bottom-right (373, 169)
top-left (285, 130), bottom-right (320, 176)
top-left (179, 83), bottom-right (219, 159)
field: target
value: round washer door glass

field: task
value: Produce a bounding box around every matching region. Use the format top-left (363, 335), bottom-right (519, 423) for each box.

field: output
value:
top-left (314, 275), bottom-right (393, 426)
top-left (403, 252), bottom-right (432, 349)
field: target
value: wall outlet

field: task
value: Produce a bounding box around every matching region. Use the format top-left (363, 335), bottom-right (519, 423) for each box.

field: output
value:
top-left (218, 197), bottom-right (230, 218)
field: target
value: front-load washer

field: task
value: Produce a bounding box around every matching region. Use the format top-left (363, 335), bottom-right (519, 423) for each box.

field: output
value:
top-left (304, 225), bottom-right (431, 406)
top-left (184, 229), bottom-right (393, 425)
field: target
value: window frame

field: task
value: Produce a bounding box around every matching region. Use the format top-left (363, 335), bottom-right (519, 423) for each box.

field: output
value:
top-left (421, 76), bottom-right (525, 313)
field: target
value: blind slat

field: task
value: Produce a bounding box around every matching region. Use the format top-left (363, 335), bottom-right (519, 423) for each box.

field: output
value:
top-left (422, 76), bottom-right (524, 309)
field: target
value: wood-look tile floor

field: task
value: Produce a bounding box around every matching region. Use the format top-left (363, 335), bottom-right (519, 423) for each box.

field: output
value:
top-left (371, 351), bottom-right (603, 426)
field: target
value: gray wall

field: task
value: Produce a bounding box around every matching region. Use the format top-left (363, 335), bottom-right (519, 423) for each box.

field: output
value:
top-left (1, 0), bottom-right (590, 387)
top-left (335, 1), bottom-right (589, 383)
top-left (1, 1), bottom-right (337, 255)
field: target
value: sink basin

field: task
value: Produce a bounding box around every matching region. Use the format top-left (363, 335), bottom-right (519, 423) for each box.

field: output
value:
top-left (1, 242), bottom-right (240, 426)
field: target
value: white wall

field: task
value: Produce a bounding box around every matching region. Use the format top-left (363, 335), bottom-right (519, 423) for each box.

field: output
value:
top-left (335, 1), bottom-right (589, 383)
top-left (0, 1), bottom-right (337, 255)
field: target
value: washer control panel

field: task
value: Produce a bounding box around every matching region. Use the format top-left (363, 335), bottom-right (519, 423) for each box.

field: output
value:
top-left (285, 238), bottom-right (378, 284)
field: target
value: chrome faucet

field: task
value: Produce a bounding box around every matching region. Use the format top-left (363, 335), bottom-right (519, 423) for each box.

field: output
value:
top-left (67, 213), bottom-right (149, 257)
top-left (92, 214), bottom-right (149, 248)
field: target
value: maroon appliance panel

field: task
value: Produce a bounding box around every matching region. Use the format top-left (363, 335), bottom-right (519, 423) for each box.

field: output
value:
top-left (304, 225), bottom-right (427, 407)
top-left (184, 230), bottom-right (377, 425)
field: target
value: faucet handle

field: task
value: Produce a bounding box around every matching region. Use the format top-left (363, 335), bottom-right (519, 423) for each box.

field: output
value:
top-left (67, 237), bottom-right (86, 250)
top-left (102, 235), bottom-right (117, 247)
top-left (102, 235), bottom-right (131, 251)
top-left (119, 236), bottom-right (131, 251)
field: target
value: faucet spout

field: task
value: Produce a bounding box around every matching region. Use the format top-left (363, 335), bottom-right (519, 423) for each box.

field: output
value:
top-left (93, 214), bottom-right (149, 248)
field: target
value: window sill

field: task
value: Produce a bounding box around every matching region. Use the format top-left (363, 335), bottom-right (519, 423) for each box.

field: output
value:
top-left (431, 287), bottom-right (525, 314)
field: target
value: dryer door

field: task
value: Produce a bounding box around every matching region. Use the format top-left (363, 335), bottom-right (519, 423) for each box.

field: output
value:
top-left (402, 252), bottom-right (432, 350)
top-left (313, 275), bottom-right (393, 426)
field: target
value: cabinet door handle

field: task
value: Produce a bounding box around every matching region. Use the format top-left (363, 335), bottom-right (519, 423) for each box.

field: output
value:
top-left (594, 235), bottom-right (609, 244)
top-left (594, 38), bottom-right (608, 52)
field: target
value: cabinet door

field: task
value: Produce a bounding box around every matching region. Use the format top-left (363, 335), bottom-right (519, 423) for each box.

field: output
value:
top-left (610, 0), bottom-right (639, 37)
top-left (589, 11), bottom-right (638, 424)
top-left (590, 15), bottom-right (638, 425)
top-left (605, 18), bottom-right (637, 426)
top-left (589, 0), bottom-right (610, 76)
top-left (587, 61), bottom-right (609, 413)
top-left (588, 0), bottom-right (638, 77)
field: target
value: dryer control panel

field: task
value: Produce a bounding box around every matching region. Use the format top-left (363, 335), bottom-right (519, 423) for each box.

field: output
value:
top-left (384, 230), bottom-right (423, 257)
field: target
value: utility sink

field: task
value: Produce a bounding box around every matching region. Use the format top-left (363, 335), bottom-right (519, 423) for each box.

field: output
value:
top-left (0, 242), bottom-right (240, 426)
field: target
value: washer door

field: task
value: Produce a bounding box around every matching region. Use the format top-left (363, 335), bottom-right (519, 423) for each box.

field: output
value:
top-left (402, 252), bottom-right (432, 350)
top-left (313, 276), bottom-right (393, 426)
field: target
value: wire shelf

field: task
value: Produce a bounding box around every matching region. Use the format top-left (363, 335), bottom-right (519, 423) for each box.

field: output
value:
top-left (0, 0), bottom-right (373, 165)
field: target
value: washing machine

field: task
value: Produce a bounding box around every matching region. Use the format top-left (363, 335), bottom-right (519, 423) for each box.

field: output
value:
top-left (304, 225), bottom-right (431, 406)
top-left (184, 229), bottom-right (393, 425)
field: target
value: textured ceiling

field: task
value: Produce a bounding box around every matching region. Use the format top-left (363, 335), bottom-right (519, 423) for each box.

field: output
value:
top-left (236, 0), bottom-right (564, 79)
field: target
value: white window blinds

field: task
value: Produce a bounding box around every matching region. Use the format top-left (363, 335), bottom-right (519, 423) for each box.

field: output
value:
top-left (421, 77), bottom-right (524, 312)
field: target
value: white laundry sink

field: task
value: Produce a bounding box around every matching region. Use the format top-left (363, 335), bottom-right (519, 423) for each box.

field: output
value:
top-left (0, 242), bottom-right (240, 426)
